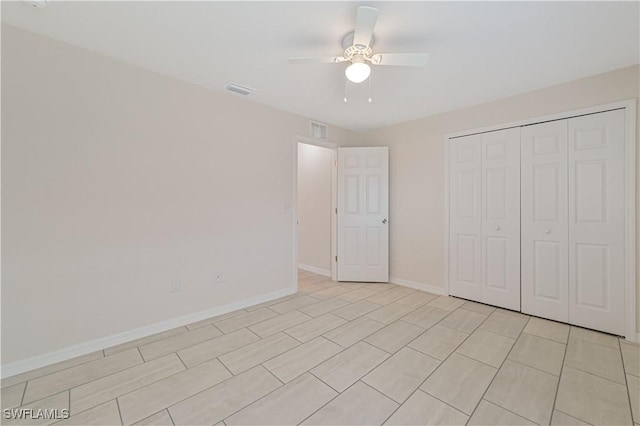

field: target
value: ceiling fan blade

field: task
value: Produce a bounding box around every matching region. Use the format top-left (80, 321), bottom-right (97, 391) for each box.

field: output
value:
top-left (371, 53), bottom-right (429, 67)
top-left (353, 6), bottom-right (379, 47)
top-left (288, 56), bottom-right (347, 64)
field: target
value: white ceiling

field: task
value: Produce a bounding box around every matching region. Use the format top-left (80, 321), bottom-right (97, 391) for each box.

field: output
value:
top-left (2, 1), bottom-right (638, 132)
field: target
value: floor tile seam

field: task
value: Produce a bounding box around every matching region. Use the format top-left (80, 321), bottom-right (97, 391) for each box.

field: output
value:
top-left (218, 366), bottom-right (340, 425)
top-left (165, 408), bottom-right (177, 426)
top-left (303, 341), bottom-right (390, 392)
top-left (218, 338), bottom-right (303, 375)
top-left (192, 367), bottom-right (290, 426)
top-left (3, 351), bottom-right (108, 392)
top-left (19, 378), bottom-right (28, 407)
top-left (295, 378), bottom-right (375, 425)
top-left (139, 324), bottom-right (226, 361)
top-left (360, 361), bottom-right (436, 407)
top-left (505, 357), bottom-right (562, 378)
top-left (618, 336), bottom-right (637, 424)
top-left (214, 310), bottom-right (285, 331)
top-left (364, 295), bottom-right (410, 306)
top-left (247, 312), bottom-right (318, 338)
top-left (359, 337), bottom-right (397, 356)
top-left (462, 315), bottom-right (534, 423)
top-left (552, 408), bottom-right (595, 426)
top-left (560, 364), bottom-right (632, 387)
top-left (299, 296), bottom-right (349, 311)
top-left (388, 388), bottom-right (470, 425)
top-left (395, 300), bottom-right (431, 310)
top-left (569, 329), bottom-right (624, 350)
top-left (129, 365), bottom-right (280, 426)
top-left (476, 323), bottom-right (526, 340)
top-left (405, 303), bottom-right (494, 362)
top-left (321, 325), bottom-right (386, 350)
top-left (12, 389), bottom-right (69, 425)
top-left (453, 352), bottom-right (501, 371)
top-left (281, 316), bottom-right (350, 343)
top-left (458, 305), bottom-right (496, 316)
top-left (187, 317), bottom-right (235, 330)
top-left (258, 338), bottom-right (349, 383)
top-left (521, 329), bottom-right (569, 346)
top-left (64, 356), bottom-right (190, 417)
top-left (330, 303), bottom-right (384, 321)
top-left (435, 319), bottom-right (478, 335)
top-left (476, 398), bottom-right (545, 425)
top-left (378, 310), bottom-right (493, 425)
top-left (561, 359), bottom-right (628, 385)
top-left (162, 327), bottom-right (266, 365)
top-left (137, 347), bottom-right (145, 363)
top-left (282, 330), bottom-right (306, 345)
top-left (22, 353), bottom-right (147, 406)
top-left (115, 396), bottom-right (124, 426)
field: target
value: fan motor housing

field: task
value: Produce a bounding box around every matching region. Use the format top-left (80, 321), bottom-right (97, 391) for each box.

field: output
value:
top-left (341, 31), bottom-right (375, 50)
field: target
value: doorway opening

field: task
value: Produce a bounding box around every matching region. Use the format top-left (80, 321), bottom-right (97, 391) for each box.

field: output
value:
top-left (293, 136), bottom-right (338, 285)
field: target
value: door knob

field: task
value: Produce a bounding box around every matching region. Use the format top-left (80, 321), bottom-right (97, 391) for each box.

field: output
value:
top-left (382, 218), bottom-right (388, 224)
top-left (495, 226), bottom-right (501, 231)
top-left (545, 229), bottom-right (551, 234)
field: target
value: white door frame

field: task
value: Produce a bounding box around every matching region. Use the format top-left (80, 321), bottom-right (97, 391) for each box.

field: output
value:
top-left (443, 99), bottom-right (637, 342)
top-left (292, 135), bottom-right (338, 289)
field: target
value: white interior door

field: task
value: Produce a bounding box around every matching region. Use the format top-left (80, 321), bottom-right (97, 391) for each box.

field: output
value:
top-left (481, 128), bottom-right (521, 310)
top-left (568, 110), bottom-right (625, 335)
top-left (449, 135), bottom-right (482, 301)
top-left (521, 120), bottom-right (569, 322)
top-left (337, 147), bottom-right (389, 282)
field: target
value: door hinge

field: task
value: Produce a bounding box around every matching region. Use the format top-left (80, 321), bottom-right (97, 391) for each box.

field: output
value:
top-left (335, 208), bottom-right (337, 214)
top-left (335, 255), bottom-right (338, 262)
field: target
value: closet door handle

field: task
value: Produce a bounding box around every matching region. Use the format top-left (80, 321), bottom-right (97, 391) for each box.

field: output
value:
top-left (545, 229), bottom-right (551, 234)
top-left (495, 226), bottom-right (501, 231)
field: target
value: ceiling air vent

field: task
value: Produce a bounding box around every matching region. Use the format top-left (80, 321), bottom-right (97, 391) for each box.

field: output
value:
top-left (310, 121), bottom-right (328, 140)
top-left (225, 82), bottom-right (254, 96)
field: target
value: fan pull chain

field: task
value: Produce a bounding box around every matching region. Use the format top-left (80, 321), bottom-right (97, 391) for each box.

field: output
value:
top-left (368, 73), bottom-right (373, 103)
top-left (343, 74), bottom-right (348, 103)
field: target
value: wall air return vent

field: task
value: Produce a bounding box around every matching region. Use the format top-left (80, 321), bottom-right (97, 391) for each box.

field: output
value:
top-left (310, 121), bottom-right (328, 140)
top-left (225, 82), bottom-right (254, 96)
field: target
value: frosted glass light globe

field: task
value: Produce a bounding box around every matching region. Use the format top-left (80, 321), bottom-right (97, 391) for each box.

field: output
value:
top-left (345, 61), bottom-right (371, 83)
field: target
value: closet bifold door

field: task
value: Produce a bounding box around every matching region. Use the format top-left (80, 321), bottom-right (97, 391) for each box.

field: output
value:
top-left (449, 134), bottom-right (482, 302)
top-left (521, 120), bottom-right (569, 322)
top-left (481, 128), bottom-right (521, 311)
top-left (449, 128), bottom-right (520, 310)
top-left (568, 109), bottom-right (625, 335)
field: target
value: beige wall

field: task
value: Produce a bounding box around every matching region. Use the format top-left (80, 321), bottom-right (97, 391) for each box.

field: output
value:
top-left (352, 65), bottom-right (640, 329)
top-left (0, 25), bottom-right (357, 364)
top-left (297, 143), bottom-right (333, 273)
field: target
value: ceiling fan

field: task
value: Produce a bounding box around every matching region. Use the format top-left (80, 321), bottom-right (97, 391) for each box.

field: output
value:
top-left (288, 6), bottom-right (429, 84)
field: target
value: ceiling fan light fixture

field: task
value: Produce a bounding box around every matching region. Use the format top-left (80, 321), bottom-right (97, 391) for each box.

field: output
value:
top-left (345, 61), bottom-right (371, 83)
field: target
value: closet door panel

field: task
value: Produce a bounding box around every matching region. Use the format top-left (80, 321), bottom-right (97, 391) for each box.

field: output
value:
top-left (449, 135), bottom-right (482, 302)
top-left (568, 109), bottom-right (625, 335)
top-left (521, 120), bottom-right (569, 322)
top-left (481, 128), bottom-right (521, 311)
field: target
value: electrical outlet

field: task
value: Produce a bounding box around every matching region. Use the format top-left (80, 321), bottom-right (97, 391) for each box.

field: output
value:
top-left (214, 271), bottom-right (224, 283)
top-left (171, 279), bottom-right (183, 293)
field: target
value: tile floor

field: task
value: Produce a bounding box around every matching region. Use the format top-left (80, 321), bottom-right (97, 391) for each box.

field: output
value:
top-left (2, 270), bottom-right (639, 425)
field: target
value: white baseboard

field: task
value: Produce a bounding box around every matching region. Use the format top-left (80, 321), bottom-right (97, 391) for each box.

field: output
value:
top-left (1, 287), bottom-right (297, 379)
top-left (390, 276), bottom-right (447, 296)
top-left (298, 263), bottom-right (331, 277)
